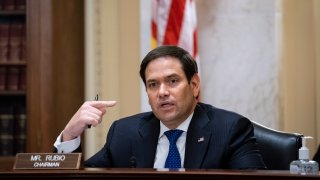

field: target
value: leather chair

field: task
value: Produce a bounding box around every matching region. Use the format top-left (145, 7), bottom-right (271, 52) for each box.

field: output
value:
top-left (252, 121), bottom-right (303, 170)
top-left (313, 144), bottom-right (320, 164)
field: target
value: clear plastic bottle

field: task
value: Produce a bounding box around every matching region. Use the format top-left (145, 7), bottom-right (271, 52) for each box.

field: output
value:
top-left (289, 136), bottom-right (319, 175)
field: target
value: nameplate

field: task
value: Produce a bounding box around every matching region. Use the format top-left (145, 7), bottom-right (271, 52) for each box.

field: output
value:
top-left (13, 153), bottom-right (82, 170)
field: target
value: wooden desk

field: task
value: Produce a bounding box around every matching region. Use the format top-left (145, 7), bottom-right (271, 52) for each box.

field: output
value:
top-left (0, 168), bottom-right (319, 179)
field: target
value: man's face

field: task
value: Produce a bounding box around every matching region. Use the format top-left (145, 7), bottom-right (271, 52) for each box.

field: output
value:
top-left (145, 56), bottom-right (200, 129)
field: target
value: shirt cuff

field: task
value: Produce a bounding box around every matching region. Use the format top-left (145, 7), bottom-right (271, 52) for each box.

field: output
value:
top-left (54, 132), bottom-right (81, 153)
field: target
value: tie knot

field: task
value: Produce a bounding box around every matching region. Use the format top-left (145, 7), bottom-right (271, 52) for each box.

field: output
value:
top-left (164, 129), bottom-right (183, 144)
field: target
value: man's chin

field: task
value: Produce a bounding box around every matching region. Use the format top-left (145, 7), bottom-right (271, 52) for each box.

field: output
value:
top-left (158, 114), bottom-right (173, 121)
top-left (158, 105), bottom-right (175, 112)
top-left (157, 115), bottom-right (178, 125)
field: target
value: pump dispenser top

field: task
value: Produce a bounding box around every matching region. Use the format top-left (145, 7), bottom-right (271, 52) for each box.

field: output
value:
top-left (299, 136), bottom-right (312, 160)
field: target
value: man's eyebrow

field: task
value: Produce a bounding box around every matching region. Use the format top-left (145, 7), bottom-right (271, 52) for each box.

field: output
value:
top-left (146, 79), bottom-right (156, 83)
top-left (146, 73), bottom-right (180, 83)
top-left (166, 74), bottom-right (179, 79)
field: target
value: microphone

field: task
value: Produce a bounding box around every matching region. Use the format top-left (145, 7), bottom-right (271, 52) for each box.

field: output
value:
top-left (130, 156), bottom-right (137, 168)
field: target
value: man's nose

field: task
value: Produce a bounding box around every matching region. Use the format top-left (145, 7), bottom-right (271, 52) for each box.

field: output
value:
top-left (158, 84), bottom-right (169, 97)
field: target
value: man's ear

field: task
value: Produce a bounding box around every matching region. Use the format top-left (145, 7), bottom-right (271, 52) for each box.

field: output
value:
top-left (191, 73), bottom-right (200, 98)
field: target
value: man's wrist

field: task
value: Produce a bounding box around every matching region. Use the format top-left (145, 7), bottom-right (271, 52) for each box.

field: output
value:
top-left (62, 129), bottom-right (77, 142)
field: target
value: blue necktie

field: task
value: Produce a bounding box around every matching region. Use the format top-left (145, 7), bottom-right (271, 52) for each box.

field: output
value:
top-left (164, 129), bottom-right (183, 169)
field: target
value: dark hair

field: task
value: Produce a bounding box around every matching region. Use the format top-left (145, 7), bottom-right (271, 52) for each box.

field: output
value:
top-left (140, 45), bottom-right (198, 86)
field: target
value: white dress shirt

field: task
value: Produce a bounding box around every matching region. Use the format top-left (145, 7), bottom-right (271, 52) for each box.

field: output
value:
top-left (54, 133), bottom-right (80, 153)
top-left (153, 113), bottom-right (193, 168)
top-left (54, 112), bottom-right (194, 168)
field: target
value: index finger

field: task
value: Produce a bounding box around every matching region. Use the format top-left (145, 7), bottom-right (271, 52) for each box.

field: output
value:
top-left (89, 101), bottom-right (117, 108)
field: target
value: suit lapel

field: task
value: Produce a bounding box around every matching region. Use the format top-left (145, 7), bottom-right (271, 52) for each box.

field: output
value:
top-left (184, 104), bottom-right (213, 168)
top-left (133, 116), bottom-right (160, 168)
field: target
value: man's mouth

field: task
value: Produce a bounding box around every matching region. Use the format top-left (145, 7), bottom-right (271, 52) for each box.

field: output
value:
top-left (159, 102), bottom-right (174, 109)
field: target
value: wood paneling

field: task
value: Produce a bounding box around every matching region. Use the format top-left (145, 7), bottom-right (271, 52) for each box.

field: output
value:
top-left (281, 0), bottom-right (319, 155)
top-left (27, 0), bottom-right (84, 153)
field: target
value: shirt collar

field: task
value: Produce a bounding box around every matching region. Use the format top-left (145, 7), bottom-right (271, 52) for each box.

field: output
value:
top-left (158, 112), bottom-right (194, 138)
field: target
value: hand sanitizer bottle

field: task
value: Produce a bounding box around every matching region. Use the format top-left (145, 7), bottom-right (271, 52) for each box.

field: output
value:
top-left (290, 136), bottom-right (319, 175)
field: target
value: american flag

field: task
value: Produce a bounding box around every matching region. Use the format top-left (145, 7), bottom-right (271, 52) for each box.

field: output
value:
top-left (151, 0), bottom-right (198, 59)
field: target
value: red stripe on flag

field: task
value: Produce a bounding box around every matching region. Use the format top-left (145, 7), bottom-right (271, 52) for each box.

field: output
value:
top-left (163, 0), bottom-right (186, 45)
top-left (152, 21), bottom-right (157, 40)
top-left (193, 30), bottom-right (197, 58)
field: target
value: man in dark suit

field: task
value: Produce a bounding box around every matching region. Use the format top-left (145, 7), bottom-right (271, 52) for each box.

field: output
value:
top-left (54, 45), bottom-right (266, 169)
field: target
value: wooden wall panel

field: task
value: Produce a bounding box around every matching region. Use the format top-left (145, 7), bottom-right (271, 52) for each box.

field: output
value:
top-left (27, 0), bottom-right (84, 153)
top-left (281, 0), bottom-right (318, 155)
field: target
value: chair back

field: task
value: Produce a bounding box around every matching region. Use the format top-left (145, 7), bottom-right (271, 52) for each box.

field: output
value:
top-left (252, 121), bottom-right (303, 170)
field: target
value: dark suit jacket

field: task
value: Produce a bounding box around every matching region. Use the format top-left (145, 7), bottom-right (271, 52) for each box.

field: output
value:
top-left (82, 102), bottom-right (266, 169)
